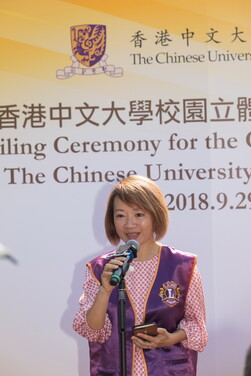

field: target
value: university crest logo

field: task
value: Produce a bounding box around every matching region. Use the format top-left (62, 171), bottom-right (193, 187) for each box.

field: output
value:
top-left (71, 24), bottom-right (106, 67)
top-left (159, 281), bottom-right (181, 307)
top-left (56, 24), bottom-right (123, 79)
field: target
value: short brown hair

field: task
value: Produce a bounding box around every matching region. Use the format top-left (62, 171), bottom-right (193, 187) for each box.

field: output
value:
top-left (105, 175), bottom-right (169, 245)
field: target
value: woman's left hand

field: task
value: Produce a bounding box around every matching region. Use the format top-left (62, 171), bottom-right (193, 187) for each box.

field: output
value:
top-left (131, 327), bottom-right (186, 350)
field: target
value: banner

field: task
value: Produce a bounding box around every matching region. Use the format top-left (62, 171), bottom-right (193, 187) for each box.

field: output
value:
top-left (0, 1), bottom-right (250, 375)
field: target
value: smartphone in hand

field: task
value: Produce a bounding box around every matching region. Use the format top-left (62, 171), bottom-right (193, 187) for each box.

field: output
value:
top-left (133, 322), bottom-right (158, 336)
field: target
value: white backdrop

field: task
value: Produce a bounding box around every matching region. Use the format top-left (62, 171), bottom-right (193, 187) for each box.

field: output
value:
top-left (1, 1), bottom-right (251, 375)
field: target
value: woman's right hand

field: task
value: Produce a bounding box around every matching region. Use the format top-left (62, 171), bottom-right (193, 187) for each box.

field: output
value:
top-left (100, 257), bottom-right (126, 293)
top-left (86, 257), bottom-right (127, 330)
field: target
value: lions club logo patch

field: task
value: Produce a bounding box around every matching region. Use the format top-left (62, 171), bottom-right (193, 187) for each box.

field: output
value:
top-left (159, 281), bottom-right (181, 307)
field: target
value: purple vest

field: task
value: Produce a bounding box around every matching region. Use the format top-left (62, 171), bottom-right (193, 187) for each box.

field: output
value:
top-left (87, 246), bottom-right (198, 376)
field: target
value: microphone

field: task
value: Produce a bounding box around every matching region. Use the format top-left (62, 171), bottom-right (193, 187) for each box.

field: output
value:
top-left (0, 243), bottom-right (18, 264)
top-left (110, 239), bottom-right (139, 286)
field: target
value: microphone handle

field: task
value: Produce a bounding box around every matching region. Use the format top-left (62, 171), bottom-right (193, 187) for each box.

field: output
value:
top-left (110, 255), bottom-right (131, 286)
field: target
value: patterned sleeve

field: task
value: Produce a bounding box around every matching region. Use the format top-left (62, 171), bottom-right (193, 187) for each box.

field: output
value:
top-left (177, 265), bottom-right (208, 352)
top-left (73, 267), bottom-right (112, 343)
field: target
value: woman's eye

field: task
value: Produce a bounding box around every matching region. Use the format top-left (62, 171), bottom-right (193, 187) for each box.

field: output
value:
top-left (115, 214), bottom-right (124, 218)
top-left (136, 212), bottom-right (144, 217)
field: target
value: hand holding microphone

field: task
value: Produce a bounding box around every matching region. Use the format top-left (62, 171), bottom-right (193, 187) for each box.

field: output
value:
top-left (100, 240), bottom-right (139, 291)
top-left (109, 239), bottom-right (139, 286)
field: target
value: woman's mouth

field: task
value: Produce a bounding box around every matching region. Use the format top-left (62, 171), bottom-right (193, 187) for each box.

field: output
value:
top-left (126, 233), bottom-right (139, 239)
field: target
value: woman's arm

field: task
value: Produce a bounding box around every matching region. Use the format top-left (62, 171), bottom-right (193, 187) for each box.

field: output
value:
top-left (73, 256), bottom-right (126, 342)
top-left (73, 267), bottom-right (112, 343)
top-left (177, 265), bottom-right (208, 351)
top-left (86, 256), bottom-right (125, 329)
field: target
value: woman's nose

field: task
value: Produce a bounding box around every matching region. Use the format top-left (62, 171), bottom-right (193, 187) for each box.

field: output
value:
top-left (124, 216), bottom-right (136, 227)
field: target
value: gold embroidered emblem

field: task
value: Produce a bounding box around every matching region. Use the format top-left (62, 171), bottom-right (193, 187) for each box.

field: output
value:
top-left (159, 281), bottom-right (181, 307)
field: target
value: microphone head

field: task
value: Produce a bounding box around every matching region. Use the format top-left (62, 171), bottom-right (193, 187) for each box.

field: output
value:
top-left (126, 239), bottom-right (140, 252)
top-left (105, 239), bottom-right (140, 259)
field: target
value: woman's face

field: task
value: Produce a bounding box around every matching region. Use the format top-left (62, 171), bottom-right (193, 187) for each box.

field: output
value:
top-left (113, 196), bottom-right (155, 249)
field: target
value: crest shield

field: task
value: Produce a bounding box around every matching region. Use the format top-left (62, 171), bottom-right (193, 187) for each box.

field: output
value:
top-left (159, 281), bottom-right (180, 307)
top-left (71, 25), bottom-right (106, 67)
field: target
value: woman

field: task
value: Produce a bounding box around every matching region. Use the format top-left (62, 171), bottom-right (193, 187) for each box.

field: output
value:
top-left (73, 175), bottom-right (208, 376)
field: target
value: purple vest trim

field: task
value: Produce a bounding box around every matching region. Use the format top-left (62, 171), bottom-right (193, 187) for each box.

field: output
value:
top-left (87, 246), bottom-right (198, 376)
